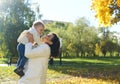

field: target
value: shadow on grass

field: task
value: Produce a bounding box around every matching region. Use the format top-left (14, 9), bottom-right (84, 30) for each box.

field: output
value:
top-left (48, 57), bottom-right (120, 83)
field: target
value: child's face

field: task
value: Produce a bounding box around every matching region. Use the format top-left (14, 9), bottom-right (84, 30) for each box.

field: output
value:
top-left (35, 25), bottom-right (44, 35)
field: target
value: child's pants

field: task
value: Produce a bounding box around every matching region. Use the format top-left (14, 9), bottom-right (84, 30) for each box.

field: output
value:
top-left (17, 43), bottom-right (28, 68)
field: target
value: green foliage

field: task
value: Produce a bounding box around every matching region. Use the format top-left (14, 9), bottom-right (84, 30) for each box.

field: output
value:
top-left (0, 1), bottom-right (120, 58)
top-left (96, 27), bottom-right (120, 57)
top-left (67, 19), bottom-right (98, 57)
top-left (46, 18), bottom-right (120, 57)
top-left (0, 0), bottom-right (35, 57)
top-left (0, 58), bottom-right (8, 64)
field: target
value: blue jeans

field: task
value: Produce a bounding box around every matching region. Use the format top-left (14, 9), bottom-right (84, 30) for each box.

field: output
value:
top-left (17, 43), bottom-right (28, 68)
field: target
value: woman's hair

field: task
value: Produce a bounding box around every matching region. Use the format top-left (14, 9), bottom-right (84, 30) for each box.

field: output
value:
top-left (49, 33), bottom-right (60, 57)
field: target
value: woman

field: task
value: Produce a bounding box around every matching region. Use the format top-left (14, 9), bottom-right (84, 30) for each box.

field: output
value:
top-left (18, 33), bottom-right (60, 84)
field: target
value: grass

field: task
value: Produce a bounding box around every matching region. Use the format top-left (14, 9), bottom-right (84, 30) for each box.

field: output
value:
top-left (0, 58), bottom-right (8, 64)
top-left (0, 57), bottom-right (120, 84)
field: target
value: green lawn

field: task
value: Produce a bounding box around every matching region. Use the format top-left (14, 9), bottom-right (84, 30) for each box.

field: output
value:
top-left (0, 57), bottom-right (120, 84)
top-left (0, 58), bottom-right (8, 64)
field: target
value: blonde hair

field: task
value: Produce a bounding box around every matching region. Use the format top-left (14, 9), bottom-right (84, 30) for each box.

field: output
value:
top-left (32, 20), bottom-right (45, 28)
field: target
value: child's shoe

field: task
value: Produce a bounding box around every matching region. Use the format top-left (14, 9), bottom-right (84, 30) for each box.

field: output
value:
top-left (14, 67), bottom-right (24, 77)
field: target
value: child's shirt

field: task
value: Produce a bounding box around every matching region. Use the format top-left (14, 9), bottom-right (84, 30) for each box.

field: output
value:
top-left (17, 28), bottom-right (42, 45)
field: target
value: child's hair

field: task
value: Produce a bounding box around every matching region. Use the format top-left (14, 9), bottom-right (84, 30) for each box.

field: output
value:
top-left (49, 33), bottom-right (60, 57)
top-left (32, 20), bottom-right (45, 28)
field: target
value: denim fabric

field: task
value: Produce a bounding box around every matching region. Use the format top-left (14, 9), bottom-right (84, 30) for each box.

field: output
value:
top-left (17, 43), bottom-right (28, 68)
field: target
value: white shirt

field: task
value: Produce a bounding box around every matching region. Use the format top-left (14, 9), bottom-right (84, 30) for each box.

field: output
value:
top-left (17, 28), bottom-right (42, 44)
top-left (18, 43), bottom-right (50, 84)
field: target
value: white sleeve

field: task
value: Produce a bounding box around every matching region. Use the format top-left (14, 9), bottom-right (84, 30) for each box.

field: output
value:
top-left (28, 28), bottom-right (34, 34)
top-left (25, 43), bottom-right (50, 59)
top-left (17, 30), bottom-right (28, 44)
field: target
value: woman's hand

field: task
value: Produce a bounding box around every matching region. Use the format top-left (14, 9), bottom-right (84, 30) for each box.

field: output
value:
top-left (26, 32), bottom-right (34, 43)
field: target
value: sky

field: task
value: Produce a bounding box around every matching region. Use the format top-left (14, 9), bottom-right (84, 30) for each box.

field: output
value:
top-left (31, 0), bottom-right (120, 32)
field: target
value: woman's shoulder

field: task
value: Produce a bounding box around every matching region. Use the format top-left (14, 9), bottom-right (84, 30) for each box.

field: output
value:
top-left (38, 43), bottom-right (50, 55)
top-left (40, 43), bottom-right (50, 49)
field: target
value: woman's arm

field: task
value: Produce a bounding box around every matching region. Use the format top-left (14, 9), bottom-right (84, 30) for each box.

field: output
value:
top-left (25, 43), bottom-right (50, 59)
top-left (25, 32), bottom-right (50, 59)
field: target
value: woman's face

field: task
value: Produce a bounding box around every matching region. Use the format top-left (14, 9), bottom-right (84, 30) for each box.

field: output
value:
top-left (41, 33), bottom-right (54, 44)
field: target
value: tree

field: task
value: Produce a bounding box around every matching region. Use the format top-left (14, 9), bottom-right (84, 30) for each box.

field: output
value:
top-left (0, 0), bottom-right (35, 57)
top-left (66, 18), bottom-right (98, 57)
top-left (82, 26), bottom-right (98, 57)
top-left (95, 43), bottom-right (101, 56)
top-left (100, 40), bottom-right (107, 57)
top-left (91, 0), bottom-right (120, 27)
top-left (44, 18), bottom-right (99, 57)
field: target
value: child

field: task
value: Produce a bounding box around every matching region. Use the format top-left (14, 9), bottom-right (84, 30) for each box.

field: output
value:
top-left (14, 20), bottom-right (45, 77)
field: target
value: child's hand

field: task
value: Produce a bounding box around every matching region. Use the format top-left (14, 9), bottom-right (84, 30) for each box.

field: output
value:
top-left (32, 42), bottom-right (38, 48)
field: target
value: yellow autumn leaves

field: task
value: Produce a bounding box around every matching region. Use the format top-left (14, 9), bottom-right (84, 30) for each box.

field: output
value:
top-left (91, 0), bottom-right (120, 27)
top-left (117, 0), bottom-right (120, 7)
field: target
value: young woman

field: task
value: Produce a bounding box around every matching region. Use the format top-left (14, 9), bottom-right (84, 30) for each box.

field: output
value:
top-left (18, 33), bottom-right (60, 84)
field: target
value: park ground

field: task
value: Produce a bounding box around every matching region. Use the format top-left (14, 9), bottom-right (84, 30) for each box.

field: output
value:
top-left (0, 57), bottom-right (120, 84)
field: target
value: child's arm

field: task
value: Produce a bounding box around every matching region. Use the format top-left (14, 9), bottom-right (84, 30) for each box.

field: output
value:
top-left (17, 30), bottom-right (30, 44)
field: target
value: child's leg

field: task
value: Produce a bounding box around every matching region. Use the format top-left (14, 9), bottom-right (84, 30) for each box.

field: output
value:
top-left (14, 43), bottom-right (27, 77)
top-left (18, 56), bottom-right (27, 68)
top-left (17, 43), bottom-right (27, 68)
